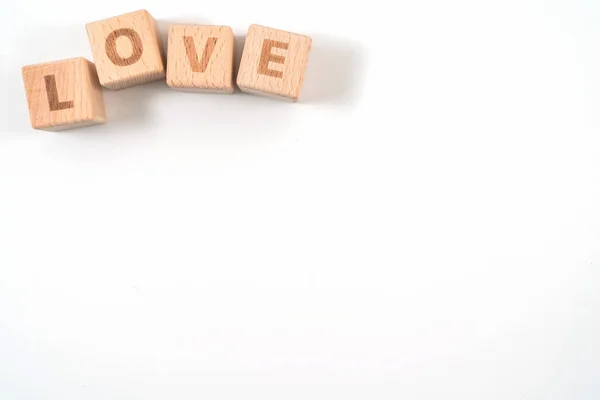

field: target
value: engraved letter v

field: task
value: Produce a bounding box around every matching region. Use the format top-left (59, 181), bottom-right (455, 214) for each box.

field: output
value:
top-left (184, 36), bottom-right (218, 73)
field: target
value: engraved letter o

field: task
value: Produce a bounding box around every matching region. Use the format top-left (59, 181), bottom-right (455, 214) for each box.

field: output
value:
top-left (105, 28), bottom-right (143, 66)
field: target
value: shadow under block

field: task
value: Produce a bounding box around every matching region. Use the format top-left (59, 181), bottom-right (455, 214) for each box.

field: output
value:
top-left (86, 9), bottom-right (165, 90)
top-left (236, 24), bottom-right (312, 102)
top-left (166, 25), bottom-right (234, 93)
top-left (22, 57), bottom-right (106, 131)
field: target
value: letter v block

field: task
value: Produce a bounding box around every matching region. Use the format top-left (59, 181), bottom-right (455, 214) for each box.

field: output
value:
top-left (237, 25), bottom-right (312, 102)
top-left (166, 25), bottom-right (235, 93)
top-left (86, 9), bottom-right (165, 90)
top-left (21, 57), bottom-right (106, 131)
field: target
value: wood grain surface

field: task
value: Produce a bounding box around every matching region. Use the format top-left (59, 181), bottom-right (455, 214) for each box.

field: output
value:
top-left (237, 24), bottom-right (311, 102)
top-left (166, 24), bottom-right (235, 93)
top-left (86, 9), bottom-right (165, 90)
top-left (21, 57), bottom-right (106, 131)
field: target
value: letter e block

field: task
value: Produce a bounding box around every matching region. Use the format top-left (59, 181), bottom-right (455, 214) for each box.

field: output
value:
top-left (166, 25), bottom-right (235, 93)
top-left (21, 57), bottom-right (106, 131)
top-left (86, 9), bottom-right (165, 90)
top-left (237, 25), bottom-right (311, 102)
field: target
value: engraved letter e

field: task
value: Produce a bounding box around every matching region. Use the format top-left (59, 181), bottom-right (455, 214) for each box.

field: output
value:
top-left (258, 39), bottom-right (288, 79)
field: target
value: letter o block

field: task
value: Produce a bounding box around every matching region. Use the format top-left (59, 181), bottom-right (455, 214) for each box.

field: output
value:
top-left (21, 57), bottom-right (106, 131)
top-left (166, 25), bottom-right (235, 93)
top-left (86, 9), bottom-right (165, 90)
top-left (237, 25), bottom-right (312, 102)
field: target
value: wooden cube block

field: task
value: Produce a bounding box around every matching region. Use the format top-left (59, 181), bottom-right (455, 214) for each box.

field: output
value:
top-left (86, 9), bottom-right (165, 90)
top-left (166, 25), bottom-right (235, 93)
top-left (21, 57), bottom-right (106, 131)
top-left (237, 24), bottom-right (312, 102)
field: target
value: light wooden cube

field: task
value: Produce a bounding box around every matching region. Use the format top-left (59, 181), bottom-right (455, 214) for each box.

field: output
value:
top-left (86, 9), bottom-right (165, 90)
top-left (21, 57), bottom-right (106, 131)
top-left (166, 25), bottom-right (235, 93)
top-left (237, 24), bottom-right (312, 102)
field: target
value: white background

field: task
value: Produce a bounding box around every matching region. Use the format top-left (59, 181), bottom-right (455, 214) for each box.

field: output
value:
top-left (1, 0), bottom-right (600, 398)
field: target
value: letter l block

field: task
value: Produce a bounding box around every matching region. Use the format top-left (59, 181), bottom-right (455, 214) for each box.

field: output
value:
top-left (86, 9), bottom-right (165, 90)
top-left (21, 57), bottom-right (106, 131)
top-left (237, 24), bottom-right (312, 102)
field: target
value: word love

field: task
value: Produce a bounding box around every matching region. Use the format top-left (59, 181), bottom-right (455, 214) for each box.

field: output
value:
top-left (21, 9), bottom-right (312, 131)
